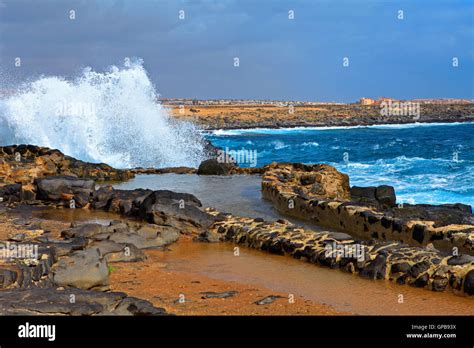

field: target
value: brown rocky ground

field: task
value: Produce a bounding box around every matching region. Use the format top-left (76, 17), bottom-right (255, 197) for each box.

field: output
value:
top-left (0, 209), bottom-right (343, 315)
top-left (168, 103), bottom-right (474, 129)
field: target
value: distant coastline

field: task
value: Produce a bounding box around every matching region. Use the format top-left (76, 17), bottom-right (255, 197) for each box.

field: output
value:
top-left (169, 102), bottom-right (474, 130)
top-left (205, 120), bottom-right (474, 135)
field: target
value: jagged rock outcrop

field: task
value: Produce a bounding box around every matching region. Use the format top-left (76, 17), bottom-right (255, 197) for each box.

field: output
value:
top-left (0, 145), bottom-right (133, 185)
top-left (262, 162), bottom-right (351, 201)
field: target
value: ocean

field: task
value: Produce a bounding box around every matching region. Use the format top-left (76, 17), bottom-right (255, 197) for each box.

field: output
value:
top-left (206, 122), bottom-right (474, 208)
top-left (1, 62), bottom-right (472, 208)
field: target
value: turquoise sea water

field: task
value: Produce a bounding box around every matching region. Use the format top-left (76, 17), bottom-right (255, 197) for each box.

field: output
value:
top-left (207, 122), bottom-right (474, 208)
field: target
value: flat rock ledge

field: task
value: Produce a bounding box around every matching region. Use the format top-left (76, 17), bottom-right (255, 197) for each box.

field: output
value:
top-left (0, 145), bottom-right (133, 187)
top-left (0, 288), bottom-right (166, 315)
top-left (261, 162), bottom-right (474, 255)
top-left (205, 215), bottom-right (474, 297)
top-left (0, 218), bottom-right (176, 315)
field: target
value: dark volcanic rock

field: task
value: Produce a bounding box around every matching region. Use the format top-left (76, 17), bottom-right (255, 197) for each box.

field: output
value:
top-left (137, 190), bottom-right (215, 232)
top-left (0, 268), bottom-right (18, 288)
top-left (0, 184), bottom-right (22, 202)
top-left (254, 295), bottom-right (283, 305)
top-left (52, 248), bottom-right (109, 289)
top-left (197, 158), bottom-right (235, 175)
top-left (200, 291), bottom-right (238, 299)
top-left (61, 223), bottom-right (105, 239)
top-left (0, 288), bottom-right (167, 315)
top-left (412, 224), bottom-right (426, 244)
top-left (62, 221), bottom-right (179, 250)
top-left (351, 186), bottom-right (376, 201)
top-left (447, 255), bottom-right (474, 266)
top-left (375, 185), bottom-right (396, 208)
top-left (112, 296), bottom-right (168, 315)
top-left (36, 176), bottom-right (95, 207)
top-left (464, 270), bottom-right (474, 296)
top-left (97, 187), bottom-right (152, 215)
top-left (109, 224), bottom-right (179, 249)
top-left (355, 254), bottom-right (386, 280)
top-left (351, 185), bottom-right (396, 207)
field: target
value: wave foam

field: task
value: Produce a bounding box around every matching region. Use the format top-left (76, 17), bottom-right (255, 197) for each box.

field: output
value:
top-left (0, 59), bottom-right (206, 168)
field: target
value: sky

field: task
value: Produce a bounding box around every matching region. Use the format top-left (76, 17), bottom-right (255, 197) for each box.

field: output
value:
top-left (0, 0), bottom-right (473, 102)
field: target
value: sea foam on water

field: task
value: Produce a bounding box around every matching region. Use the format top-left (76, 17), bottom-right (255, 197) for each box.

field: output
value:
top-left (0, 59), bottom-right (206, 168)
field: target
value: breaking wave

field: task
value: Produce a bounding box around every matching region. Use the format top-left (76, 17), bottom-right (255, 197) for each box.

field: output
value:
top-left (0, 59), bottom-right (206, 168)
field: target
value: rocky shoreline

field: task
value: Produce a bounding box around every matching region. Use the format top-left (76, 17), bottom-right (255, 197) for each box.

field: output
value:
top-left (261, 163), bottom-right (474, 255)
top-left (172, 103), bottom-right (474, 130)
top-left (0, 145), bottom-right (473, 316)
top-left (206, 215), bottom-right (474, 295)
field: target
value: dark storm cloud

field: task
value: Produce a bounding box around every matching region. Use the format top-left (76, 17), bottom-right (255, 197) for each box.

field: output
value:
top-left (0, 0), bottom-right (473, 101)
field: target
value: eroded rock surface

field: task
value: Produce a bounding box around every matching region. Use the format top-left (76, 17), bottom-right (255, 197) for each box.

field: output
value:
top-left (0, 288), bottom-right (167, 315)
top-left (0, 145), bottom-right (133, 186)
top-left (262, 162), bottom-right (474, 255)
top-left (208, 215), bottom-right (474, 296)
top-left (52, 248), bottom-right (109, 290)
top-left (262, 162), bottom-right (350, 201)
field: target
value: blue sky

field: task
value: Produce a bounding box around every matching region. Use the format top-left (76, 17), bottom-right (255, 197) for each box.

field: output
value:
top-left (0, 0), bottom-right (473, 102)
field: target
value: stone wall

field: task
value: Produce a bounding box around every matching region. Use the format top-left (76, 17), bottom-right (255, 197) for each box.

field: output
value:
top-left (207, 215), bottom-right (474, 296)
top-left (261, 163), bottom-right (474, 255)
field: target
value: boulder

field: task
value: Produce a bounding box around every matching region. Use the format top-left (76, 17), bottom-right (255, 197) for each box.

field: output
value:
top-left (62, 221), bottom-right (180, 250)
top-left (112, 296), bottom-right (168, 315)
top-left (351, 185), bottom-right (396, 208)
top-left (375, 185), bottom-right (397, 207)
top-left (61, 223), bottom-right (106, 239)
top-left (464, 270), bottom-right (474, 296)
top-left (52, 248), bottom-right (109, 289)
top-left (197, 158), bottom-right (235, 175)
top-left (36, 176), bottom-right (95, 207)
top-left (94, 187), bottom-right (152, 215)
top-left (0, 184), bottom-right (22, 202)
top-left (350, 186), bottom-right (377, 204)
top-left (137, 190), bottom-right (215, 232)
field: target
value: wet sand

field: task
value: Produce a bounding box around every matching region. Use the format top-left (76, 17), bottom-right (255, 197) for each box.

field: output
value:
top-left (110, 237), bottom-right (342, 315)
top-left (109, 237), bottom-right (474, 316)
